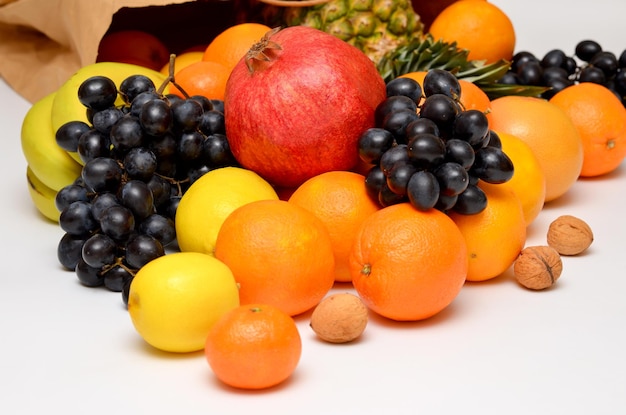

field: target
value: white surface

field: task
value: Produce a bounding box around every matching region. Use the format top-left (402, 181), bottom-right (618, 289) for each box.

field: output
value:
top-left (1, 1), bottom-right (625, 414)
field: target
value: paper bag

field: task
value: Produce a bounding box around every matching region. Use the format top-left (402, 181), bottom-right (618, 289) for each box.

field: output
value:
top-left (0, 0), bottom-right (237, 103)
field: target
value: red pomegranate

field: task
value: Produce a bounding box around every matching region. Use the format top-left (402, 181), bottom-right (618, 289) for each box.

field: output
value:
top-left (223, 26), bottom-right (387, 188)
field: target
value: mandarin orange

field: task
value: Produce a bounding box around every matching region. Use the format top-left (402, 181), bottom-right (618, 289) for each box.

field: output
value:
top-left (349, 203), bottom-right (467, 321)
top-left (448, 181), bottom-right (527, 282)
top-left (288, 171), bottom-right (380, 283)
top-left (205, 303), bottom-right (302, 390)
top-left (489, 95), bottom-right (583, 202)
top-left (549, 82), bottom-right (626, 177)
top-left (167, 60), bottom-right (230, 100)
top-left (214, 199), bottom-right (335, 316)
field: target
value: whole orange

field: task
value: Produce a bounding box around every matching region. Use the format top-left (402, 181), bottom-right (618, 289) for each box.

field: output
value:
top-left (214, 199), bottom-right (335, 316)
top-left (448, 182), bottom-right (527, 282)
top-left (350, 203), bottom-right (467, 321)
top-left (205, 303), bottom-right (302, 390)
top-left (549, 82), bottom-right (626, 177)
top-left (97, 30), bottom-right (170, 72)
top-left (428, 0), bottom-right (516, 63)
top-left (166, 60), bottom-right (230, 100)
top-left (489, 95), bottom-right (583, 202)
top-left (496, 131), bottom-right (546, 225)
top-left (202, 23), bottom-right (273, 74)
top-left (288, 171), bottom-right (380, 283)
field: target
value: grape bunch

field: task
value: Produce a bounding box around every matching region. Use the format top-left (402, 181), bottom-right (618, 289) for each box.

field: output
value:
top-left (54, 74), bottom-right (238, 298)
top-left (358, 69), bottom-right (513, 215)
top-left (497, 40), bottom-right (626, 102)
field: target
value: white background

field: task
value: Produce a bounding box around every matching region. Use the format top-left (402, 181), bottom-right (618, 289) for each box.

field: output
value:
top-left (1, 1), bottom-right (625, 414)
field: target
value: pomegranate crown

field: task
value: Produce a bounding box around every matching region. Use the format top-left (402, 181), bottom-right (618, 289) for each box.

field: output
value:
top-left (245, 26), bottom-right (283, 73)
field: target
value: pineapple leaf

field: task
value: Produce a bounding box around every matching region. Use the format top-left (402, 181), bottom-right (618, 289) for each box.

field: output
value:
top-left (478, 83), bottom-right (551, 100)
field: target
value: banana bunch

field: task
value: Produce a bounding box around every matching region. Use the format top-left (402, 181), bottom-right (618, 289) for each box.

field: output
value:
top-left (21, 62), bottom-right (167, 222)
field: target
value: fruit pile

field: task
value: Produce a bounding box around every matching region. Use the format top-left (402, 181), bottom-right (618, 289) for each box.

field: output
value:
top-left (17, 0), bottom-right (626, 393)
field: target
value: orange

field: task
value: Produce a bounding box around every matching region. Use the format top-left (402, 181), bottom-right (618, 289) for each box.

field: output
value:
top-left (167, 60), bottom-right (230, 100)
top-left (205, 303), bottom-right (302, 390)
top-left (428, 0), bottom-right (516, 63)
top-left (202, 23), bottom-right (273, 74)
top-left (489, 95), bottom-right (583, 202)
top-left (549, 82), bottom-right (626, 177)
top-left (349, 203), bottom-right (467, 321)
top-left (288, 171), bottom-right (380, 283)
top-left (399, 71), bottom-right (492, 125)
top-left (496, 131), bottom-right (546, 225)
top-left (159, 51), bottom-right (203, 76)
top-left (214, 199), bottom-right (335, 316)
top-left (97, 30), bottom-right (170, 72)
top-left (448, 182), bottom-right (527, 282)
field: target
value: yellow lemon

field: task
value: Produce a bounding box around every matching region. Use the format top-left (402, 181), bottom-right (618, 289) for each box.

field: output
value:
top-left (496, 131), bottom-right (547, 226)
top-left (175, 166), bottom-right (279, 255)
top-left (127, 252), bottom-right (240, 353)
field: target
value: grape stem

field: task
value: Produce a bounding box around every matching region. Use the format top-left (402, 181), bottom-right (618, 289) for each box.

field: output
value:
top-left (158, 54), bottom-right (191, 98)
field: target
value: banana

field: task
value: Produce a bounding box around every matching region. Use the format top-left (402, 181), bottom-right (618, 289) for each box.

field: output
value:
top-left (21, 92), bottom-right (83, 191)
top-left (50, 61), bottom-right (168, 133)
top-left (26, 165), bottom-right (60, 223)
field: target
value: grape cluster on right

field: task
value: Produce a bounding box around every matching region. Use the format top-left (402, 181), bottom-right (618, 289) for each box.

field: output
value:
top-left (498, 39), bottom-right (626, 101)
top-left (358, 69), bottom-right (514, 215)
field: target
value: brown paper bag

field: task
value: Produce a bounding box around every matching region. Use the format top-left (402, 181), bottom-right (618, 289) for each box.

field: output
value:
top-left (0, 0), bottom-right (237, 103)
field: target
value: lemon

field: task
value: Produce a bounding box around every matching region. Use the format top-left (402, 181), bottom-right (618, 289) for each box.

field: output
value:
top-left (175, 166), bottom-right (278, 255)
top-left (127, 252), bottom-right (240, 353)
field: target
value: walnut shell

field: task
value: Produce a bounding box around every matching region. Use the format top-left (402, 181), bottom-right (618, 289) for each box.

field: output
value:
top-left (513, 245), bottom-right (563, 290)
top-left (547, 215), bottom-right (593, 256)
top-left (310, 293), bottom-right (368, 343)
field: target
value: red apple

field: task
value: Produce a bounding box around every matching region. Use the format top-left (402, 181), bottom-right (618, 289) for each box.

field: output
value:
top-left (223, 26), bottom-right (387, 188)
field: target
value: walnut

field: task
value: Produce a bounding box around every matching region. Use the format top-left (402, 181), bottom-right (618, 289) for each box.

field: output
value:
top-left (310, 293), bottom-right (368, 343)
top-left (513, 246), bottom-right (563, 290)
top-left (547, 215), bottom-right (593, 256)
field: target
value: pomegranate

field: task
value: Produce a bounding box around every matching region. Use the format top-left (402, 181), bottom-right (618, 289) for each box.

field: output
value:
top-left (223, 26), bottom-right (387, 188)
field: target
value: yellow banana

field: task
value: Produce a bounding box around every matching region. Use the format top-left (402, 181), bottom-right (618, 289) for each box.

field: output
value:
top-left (26, 165), bottom-right (60, 223)
top-left (21, 92), bottom-right (83, 192)
top-left (50, 61), bottom-right (168, 133)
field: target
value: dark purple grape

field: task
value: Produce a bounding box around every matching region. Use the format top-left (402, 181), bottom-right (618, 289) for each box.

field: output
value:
top-left (139, 99), bottom-right (172, 136)
top-left (189, 95), bottom-right (214, 112)
top-left (75, 259), bottom-right (104, 287)
top-left (59, 201), bottom-right (98, 236)
top-left (82, 233), bottom-right (118, 268)
top-left (146, 175), bottom-right (172, 209)
top-left (199, 110), bottom-right (226, 135)
top-left (511, 51), bottom-right (539, 73)
top-left (177, 130), bottom-right (205, 161)
top-left (405, 118), bottom-right (440, 138)
top-left (614, 70), bottom-right (626, 95)
top-left (542, 66), bottom-right (569, 84)
top-left (124, 147), bottom-right (157, 181)
top-left (445, 139), bottom-right (475, 170)
top-left (78, 76), bottom-right (117, 110)
top-left (358, 128), bottom-right (395, 165)
top-left (541, 49), bottom-right (567, 68)
top-left (129, 91), bottom-right (161, 117)
top-left (78, 128), bottom-right (111, 163)
top-left (171, 98), bottom-right (204, 132)
top-left (386, 163), bottom-right (418, 195)
top-left (422, 69), bottom-right (461, 99)
top-left (103, 265), bottom-right (133, 292)
top-left (516, 60), bottom-right (543, 85)
top-left (434, 162), bottom-right (469, 196)
top-left (82, 157), bottom-right (123, 193)
top-left (590, 51), bottom-right (618, 78)
top-left (453, 184), bottom-right (487, 215)
top-left (379, 144), bottom-right (409, 174)
top-left (120, 180), bottom-right (154, 221)
top-left (419, 94), bottom-right (460, 131)
top-left (110, 115), bottom-right (145, 151)
top-left (542, 77), bottom-right (575, 99)
top-left (56, 120), bottom-right (91, 152)
top-left (202, 134), bottom-right (238, 167)
top-left (375, 95), bottom-right (418, 126)
top-left (485, 130), bottom-right (502, 149)
top-left (55, 184), bottom-right (89, 212)
top-left (138, 214), bottom-right (176, 246)
top-left (386, 77), bottom-right (423, 103)
top-left (382, 109), bottom-right (419, 143)
top-left (159, 196), bottom-right (181, 221)
top-left (365, 166), bottom-right (386, 202)
top-left (578, 66), bottom-right (606, 84)
top-left (148, 132), bottom-right (177, 159)
top-left (470, 147), bottom-right (514, 184)
top-left (125, 234), bottom-right (164, 269)
top-left (100, 205), bottom-right (135, 241)
top-left (407, 133), bottom-right (446, 169)
top-left (120, 75), bottom-right (156, 104)
top-left (497, 71), bottom-right (519, 85)
top-left (57, 233), bottom-right (88, 271)
top-left (575, 40), bottom-right (602, 62)
top-left (453, 110), bottom-right (490, 146)
top-left (378, 182), bottom-right (407, 207)
top-left (91, 192), bottom-right (120, 222)
top-left (406, 170), bottom-right (440, 211)
top-left (435, 193), bottom-right (458, 212)
top-left (92, 107), bottom-right (124, 135)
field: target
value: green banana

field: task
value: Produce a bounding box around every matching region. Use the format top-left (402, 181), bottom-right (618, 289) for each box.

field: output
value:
top-left (21, 92), bottom-right (83, 192)
top-left (50, 61), bottom-right (168, 134)
top-left (26, 165), bottom-right (60, 223)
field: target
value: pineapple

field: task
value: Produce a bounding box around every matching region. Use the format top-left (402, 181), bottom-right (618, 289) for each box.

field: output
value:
top-left (239, 0), bottom-right (424, 65)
